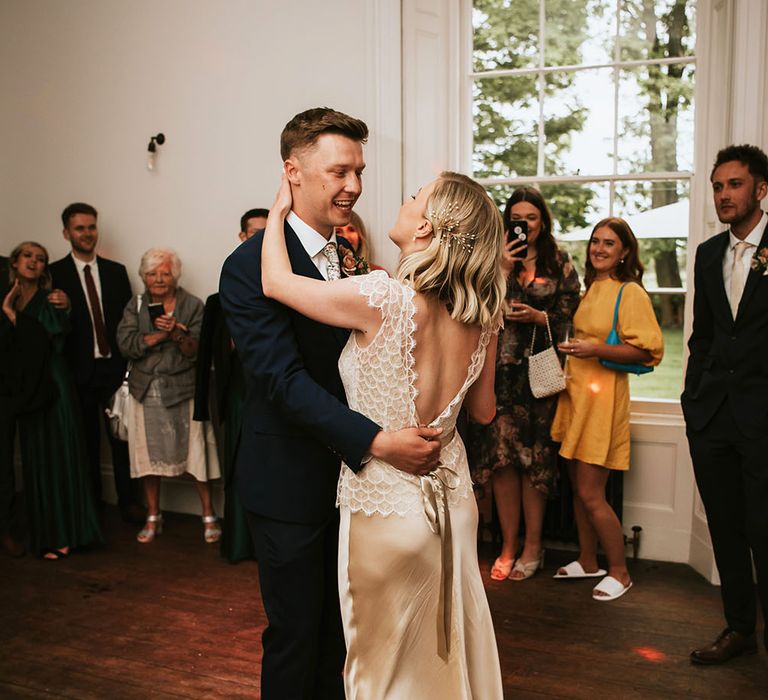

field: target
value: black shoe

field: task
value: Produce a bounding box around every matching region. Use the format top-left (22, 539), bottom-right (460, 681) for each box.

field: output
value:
top-left (690, 628), bottom-right (758, 665)
top-left (120, 502), bottom-right (147, 525)
top-left (1, 533), bottom-right (26, 557)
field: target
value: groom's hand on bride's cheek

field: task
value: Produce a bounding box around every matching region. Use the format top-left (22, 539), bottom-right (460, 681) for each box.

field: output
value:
top-left (369, 427), bottom-right (443, 476)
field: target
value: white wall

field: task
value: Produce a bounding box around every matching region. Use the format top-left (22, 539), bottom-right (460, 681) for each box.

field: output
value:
top-left (0, 0), bottom-right (397, 295)
top-left (1, 0), bottom-right (404, 514)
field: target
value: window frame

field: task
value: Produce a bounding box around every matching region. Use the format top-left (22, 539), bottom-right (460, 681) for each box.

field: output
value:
top-left (462, 0), bottom-right (697, 405)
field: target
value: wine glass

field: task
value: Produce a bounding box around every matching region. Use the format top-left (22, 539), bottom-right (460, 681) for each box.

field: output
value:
top-left (560, 321), bottom-right (574, 378)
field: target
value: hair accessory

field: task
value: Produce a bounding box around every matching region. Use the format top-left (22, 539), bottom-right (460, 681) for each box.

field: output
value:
top-left (430, 202), bottom-right (477, 253)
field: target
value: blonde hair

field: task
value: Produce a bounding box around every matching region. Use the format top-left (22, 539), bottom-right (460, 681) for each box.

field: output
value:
top-left (138, 247), bottom-right (182, 283)
top-left (397, 171), bottom-right (506, 327)
top-left (9, 241), bottom-right (52, 289)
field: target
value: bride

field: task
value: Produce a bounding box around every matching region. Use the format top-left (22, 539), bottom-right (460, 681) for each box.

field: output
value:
top-left (262, 170), bottom-right (505, 699)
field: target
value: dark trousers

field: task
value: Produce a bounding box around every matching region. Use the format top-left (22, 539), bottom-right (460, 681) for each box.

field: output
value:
top-left (687, 400), bottom-right (768, 647)
top-left (246, 510), bottom-right (345, 700)
top-left (0, 398), bottom-right (18, 535)
top-left (76, 361), bottom-right (136, 509)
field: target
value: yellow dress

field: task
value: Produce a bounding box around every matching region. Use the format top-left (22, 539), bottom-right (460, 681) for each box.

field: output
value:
top-left (551, 278), bottom-right (663, 470)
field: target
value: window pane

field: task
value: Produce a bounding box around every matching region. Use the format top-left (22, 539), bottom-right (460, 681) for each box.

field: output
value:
top-left (543, 68), bottom-right (615, 176)
top-left (616, 63), bottom-right (695, 174)
top-left (473, 75), bottom-right (539, 178)
top-left (619, 0), bottom-right (696, 62)
top-left (472, 0), bottom-right (539, 72)
top-left (613, 178), bottom-right (688, 297)
top-left (540, 182), bottom-right (609, 238)
top-left (542, 183), bottom-right (610, 278)
top-left (629, 291), bottom-right (684, 399)
top-left (545, 0), bottom-right (616, 67)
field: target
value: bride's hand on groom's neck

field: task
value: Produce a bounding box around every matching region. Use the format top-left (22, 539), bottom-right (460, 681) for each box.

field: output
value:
top-left (368, 426), bottom-right (443, 476)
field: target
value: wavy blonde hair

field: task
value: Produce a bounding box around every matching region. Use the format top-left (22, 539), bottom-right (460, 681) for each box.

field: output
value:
top-left (397, 171), bottom-right (506, 327)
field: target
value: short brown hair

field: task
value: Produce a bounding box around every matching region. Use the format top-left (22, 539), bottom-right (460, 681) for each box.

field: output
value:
top-left (280, 107), bottom-right (368, 160)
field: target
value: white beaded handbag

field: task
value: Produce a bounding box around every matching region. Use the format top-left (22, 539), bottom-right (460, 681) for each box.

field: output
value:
top-left (527, 312), bottom-right (566, 399)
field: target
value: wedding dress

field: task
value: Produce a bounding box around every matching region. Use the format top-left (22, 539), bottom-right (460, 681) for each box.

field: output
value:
top-left (337, 271), bottom-right (503, 699)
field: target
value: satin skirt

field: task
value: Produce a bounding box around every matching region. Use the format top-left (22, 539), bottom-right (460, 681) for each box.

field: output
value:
top-left (338, 496), bottom-right (503, 699)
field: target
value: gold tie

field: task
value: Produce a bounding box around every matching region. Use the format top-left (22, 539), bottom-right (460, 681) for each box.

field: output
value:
top-left (729, 240), bottom-right (750, 319)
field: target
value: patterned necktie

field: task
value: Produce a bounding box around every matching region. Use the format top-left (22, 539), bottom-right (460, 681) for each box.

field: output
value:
top-left (729, 240), bottom-right (750, 319)
top-left (322, 242), bottom-right (341, 281)
top-left (83, 264), bottom-right (111, 356)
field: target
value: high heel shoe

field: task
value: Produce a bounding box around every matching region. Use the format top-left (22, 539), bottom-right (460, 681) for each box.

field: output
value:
top-left (202, 515), bottom-right (221, 544)
top-left (137, 514), bottom-right (163, 543)
top-left (509, 550), bottom-right (545, 581)
top-left (490, 556), bottom-right (516, 581)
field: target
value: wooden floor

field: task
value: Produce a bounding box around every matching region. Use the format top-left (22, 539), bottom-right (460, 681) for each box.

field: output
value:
top-left (1, 508), bottom-right (765, 699)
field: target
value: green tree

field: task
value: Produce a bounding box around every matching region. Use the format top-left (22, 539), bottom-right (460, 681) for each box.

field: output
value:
top-left (472, 0), bottom-right (595, 229)
top-left (618, 0), bottom-right (694, 326)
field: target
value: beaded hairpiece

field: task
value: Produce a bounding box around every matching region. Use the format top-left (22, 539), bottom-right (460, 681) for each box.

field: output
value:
top-left (429, 202), bottom-right (477, 253)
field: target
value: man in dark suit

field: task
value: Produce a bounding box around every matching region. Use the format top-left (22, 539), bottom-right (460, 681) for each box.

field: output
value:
top-left (194, 207), bottom-right (267, 563)
top-left (683, 144), bottom-right (768, 665)
top-left (48, 203), bottom-right (144, 523)
top-left (220, 108), bottom-right (442, 700)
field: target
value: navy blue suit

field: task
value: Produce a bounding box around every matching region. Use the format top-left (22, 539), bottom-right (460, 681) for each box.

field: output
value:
top-left (682, 218), bottom-right (768, 649)
top-left (220, 224), bottom-right (379, 699)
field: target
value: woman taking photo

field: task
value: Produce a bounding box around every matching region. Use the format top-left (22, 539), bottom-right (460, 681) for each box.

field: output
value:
top-left (117, 248), bottom-right (220, 544)
top-left (2, 242), bottom-right (101, 559)
top-left (469, 187), bottom-right (580, 581)
top-left (553, 217), bottom-right (663, 601)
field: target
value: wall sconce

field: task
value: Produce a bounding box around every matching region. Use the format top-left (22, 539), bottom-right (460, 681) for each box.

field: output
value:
top-left (147, 133), bottom-right (166, 171)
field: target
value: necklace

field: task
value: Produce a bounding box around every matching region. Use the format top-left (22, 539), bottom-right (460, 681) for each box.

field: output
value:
top-left (524, 254), bottom-right (538, 262)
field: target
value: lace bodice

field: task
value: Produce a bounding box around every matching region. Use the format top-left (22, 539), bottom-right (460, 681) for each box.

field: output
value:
top-left (337, 271), bottom-right (491, 517)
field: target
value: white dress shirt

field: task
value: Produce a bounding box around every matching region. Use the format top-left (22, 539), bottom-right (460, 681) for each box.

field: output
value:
top-left (722, 211), bottom-right (768, 310)
top-left (286, 211), bottom-right (338, 280)
top-left (71, 253), bottom-right (110, 358)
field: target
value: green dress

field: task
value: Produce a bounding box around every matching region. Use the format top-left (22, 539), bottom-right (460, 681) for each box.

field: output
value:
top-left (16, 290), bottom-right (102, 555)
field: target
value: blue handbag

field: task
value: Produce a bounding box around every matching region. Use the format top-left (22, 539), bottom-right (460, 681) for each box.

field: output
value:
top-left (599, 284), bottom-right (654, 375)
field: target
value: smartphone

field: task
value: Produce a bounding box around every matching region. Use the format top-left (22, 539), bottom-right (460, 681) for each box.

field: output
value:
top-left (507, 219), bottom-right (528, 256)
top-left (148, 303), bottom-right (165, 323)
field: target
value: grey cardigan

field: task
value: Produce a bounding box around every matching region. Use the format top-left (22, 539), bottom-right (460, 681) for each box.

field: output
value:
top-left (116, 286), bottom-right (204, 407)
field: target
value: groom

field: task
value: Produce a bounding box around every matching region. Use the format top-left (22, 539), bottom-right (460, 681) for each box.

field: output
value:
top-left (220, 107), bottom-right (442, 699)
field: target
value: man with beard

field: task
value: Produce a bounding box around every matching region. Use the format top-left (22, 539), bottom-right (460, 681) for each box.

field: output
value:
top-left (49, 203), bottom-right (143, 523)
top-left (683, 144), bottom-right (768, 665)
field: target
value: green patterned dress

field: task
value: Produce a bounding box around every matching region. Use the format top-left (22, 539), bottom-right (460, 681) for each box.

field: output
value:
top-left (468, 250), bottom-right (580, 495)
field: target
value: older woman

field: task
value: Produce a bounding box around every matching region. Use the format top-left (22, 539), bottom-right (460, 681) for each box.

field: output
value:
top-left (2, 241), bottom-right (101, 558)
top-left (117, 248), bottom-right (220, 544)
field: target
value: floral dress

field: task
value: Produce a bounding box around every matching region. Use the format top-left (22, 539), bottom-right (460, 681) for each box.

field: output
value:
top-left (468, 250), bottom-right (580, 495)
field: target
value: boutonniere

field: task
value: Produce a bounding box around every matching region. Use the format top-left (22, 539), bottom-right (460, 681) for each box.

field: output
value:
top-left (751, 247), bottom-right (768, 276)
top-left (338, 242), bottom-right (370, 276)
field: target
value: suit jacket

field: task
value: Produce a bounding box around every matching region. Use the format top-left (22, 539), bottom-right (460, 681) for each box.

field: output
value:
top-left (49, 254), bottom-right (132, 388)
top-left (219, 224), bottom-right (380, 524)
top-left (681, 215), bottom-right (768, 437)
top-left (193, 292), bottom-right (236, 422)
